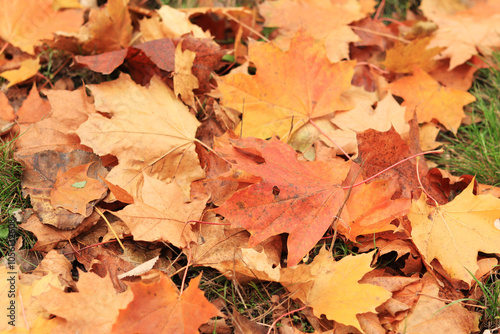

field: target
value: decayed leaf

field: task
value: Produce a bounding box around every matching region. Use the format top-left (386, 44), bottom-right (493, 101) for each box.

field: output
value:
top-left (37, 271), bottom-right (133, 334)
top-left (0, 0), bottom-right (83, 54)
top-left (113, 274), bottom-right (220, 334)
top-left (76, 74), bottom-right (204, 199)
top-left (217, 30), bottom-right (355, 139)
top-left (113, 173), bottom-right (206, 247)
top-left (421, 0), bottom-right (500, 70)
top-left (259, 0), bottom-right (372, 62)
top-left (393, 274), bottom-right (476, 333)
top-left (174, 41), bottom-right (199, 107)
top-left (215, 137), bottom-right (351, 266)
top-left (409, 180), bottom-right (500, 286)
top-left (280, 248), bottom-right (391, 331)
top-left (389, 67), bottom-right (476, 134)
top-left (81, 0), bottom-right (132, 53)
top-left (17, 150), bottom-right (107, 229)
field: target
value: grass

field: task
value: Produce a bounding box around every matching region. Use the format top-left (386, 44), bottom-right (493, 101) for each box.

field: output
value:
top-left (471, 267), bottom-right (500, 332)
top-left (431, 54), bottom-right (500, 186)
top-left (0, 137), bottom-right (32, 258)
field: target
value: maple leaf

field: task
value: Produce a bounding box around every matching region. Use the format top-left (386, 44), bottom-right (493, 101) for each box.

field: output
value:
top-left (259, 0), bottom-right (373, 62)
top-left (408, 180), bottom-right (500, 287)
top-left (37, 271), bottom-right (133, 334)
top-left (393, 274), bottom-right (476, 333)
top-left (0, 58), bottom-right (40, 88)
top-left (214, 137), bottom-right (351, 266)
top-left (113, 173), bottom-right (206, 247)
top-left (421, 0), bottom-right (500, 70)
top-left (15, 87), bottom-right (96, 156)
top-left (383, 37), bottom-right (443, 74)
top-left (50, 163), bottom-right (108, 216)
top-left (76, 74), bottom-right (204, 199)
top-left (280, 248), bottom-right (391, 331)
top-left (217, 30), bottom-right (355, 139)
top-left (389, 67), bottom-right (476, 134)
top-left (0, 0), bottom-right (83, 54)
top-left (81, 0), bottom-right (132, 53)
top-left (174, 41), bottom-right (199, 107)
top-left (113, 274), bottom-right (220, 334)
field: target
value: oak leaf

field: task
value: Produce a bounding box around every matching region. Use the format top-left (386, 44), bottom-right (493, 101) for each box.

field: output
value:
top-left (408, 180), bottom-right (500, 287)
top-left (76, 74), bottom-right (204, 199)
top-left (280, 248), bottom-right (391, 331)
top-left (217, 30), bottom-right (355, 139)
top-left (112, 274), bottom-right (220, 334)
top-left (0, 0), bottom-right (83, 54)
top-left (389, 67), bottom-right (476, 133)
top-left (37, 271), bottom-right (133, 334)
top-left (214, 137), bottom-right (351, 266)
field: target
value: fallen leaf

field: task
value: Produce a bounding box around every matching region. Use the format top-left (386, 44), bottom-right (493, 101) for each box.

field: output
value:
top-left (215, 137), bottom-right (351, 266)
top-left (409, 179), bottom-right (500, 287)
top-left (76, 74), bottom-right (204, 199)
top-left (217, 30), bottom-right (355, 139)
top-left (0, 0), bottom-right (83, 54)
top-left (37, 271), bottom-right (133, 334)
top-left (393, 274), bottom-right (477, 333)
top-left (280, 248), bottom-right (391, 331)
top-left (383, 37), bottom-right (443, 74)
top-left (259, 0), bottom-right (371, 62)
top-left (50, 163), bottom-right (108, 216)
top-left (389, 67), bottom-right (476, 133)
top-left (112, 274), bottom-right (220, 334)
top-left (81, 0), bottom-right (132, 53)
top-left (0, 58), bottom-right (39, 88)
top-left (174, 41), bottom-right (199, 107)
top-left (113, 173), bottom-right (206, 247)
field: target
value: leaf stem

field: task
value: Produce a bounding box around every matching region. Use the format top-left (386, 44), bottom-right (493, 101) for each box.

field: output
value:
top-left (308, 118), bottom-right (353, 161)
top-left (342, 149), bottom-right (443, 190)
top-left (266, 305), bottom-right (307, 334)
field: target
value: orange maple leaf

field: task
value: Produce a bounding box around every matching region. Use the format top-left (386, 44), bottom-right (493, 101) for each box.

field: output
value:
top-left (389, 67), bottom-right (476, 134)
top-left (215, 137), bottom-right (351, 266)
top-left (259, 0), bottom-right (373, 62)
top-left (113, 274), bottom-right (220, 334)
top-left (0, 0), bottom-right (83, 54)
top-left (37, 271), bottom-right (133, 334)
top-left (217, 30), bottom-right (355, 140)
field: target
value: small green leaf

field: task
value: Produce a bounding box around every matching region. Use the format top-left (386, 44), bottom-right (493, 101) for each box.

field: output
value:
top-left (72, 181), bottom-right (87, 188)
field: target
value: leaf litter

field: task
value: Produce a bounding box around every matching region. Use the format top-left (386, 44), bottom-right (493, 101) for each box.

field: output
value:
top-left (1, 0), bottom-right (500, 333)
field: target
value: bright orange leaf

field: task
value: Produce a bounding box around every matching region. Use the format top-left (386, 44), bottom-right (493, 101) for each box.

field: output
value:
top-left (389, 67), bottom-right (476, 133)
top-left (37, 271), bottom-right (133, 334)
top-left (113, 274), bottom-right (220, 334)
top-left (217, 30), bottom-right (355, 139)
top-left (215, 137), bottom-right (351, 266)
top-left (0, 0), bottom-right (83, 54)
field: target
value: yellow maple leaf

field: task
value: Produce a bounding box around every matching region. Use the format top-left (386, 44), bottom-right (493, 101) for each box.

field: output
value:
top-left (409, 180), bottom-right (500, 287)
top-left (280, 248), bottom-right (391, 331)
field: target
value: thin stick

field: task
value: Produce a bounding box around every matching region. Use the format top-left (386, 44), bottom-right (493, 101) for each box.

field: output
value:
top-left (266, 305), bottom-right (307, 334)
top-left (179, 245), bottom-right (192, 297)
top-left (416, 156), bottom-right (439, 206)
top-left (95, 207), bottom-right (125, 251)
top-left (224, 12), bottom-right (272, 45)
top-left (342, 149), bottom-right (444, 190)
top-left (309, 119), bottom-right (352, 161)
top-left (63, 240), bottom-right (118, 255)
top-left (351, 26), bottom-right (410, 43)
top-left (374, 0), bottom-right (385, 21)
top-left (0, 42), bottom-right (9, 56)
top-left (186, 220), bottom-right (231, 226)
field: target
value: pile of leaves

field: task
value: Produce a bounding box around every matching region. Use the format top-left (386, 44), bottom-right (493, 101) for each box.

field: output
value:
top-left (1, 0), bottom-right (500, 333)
